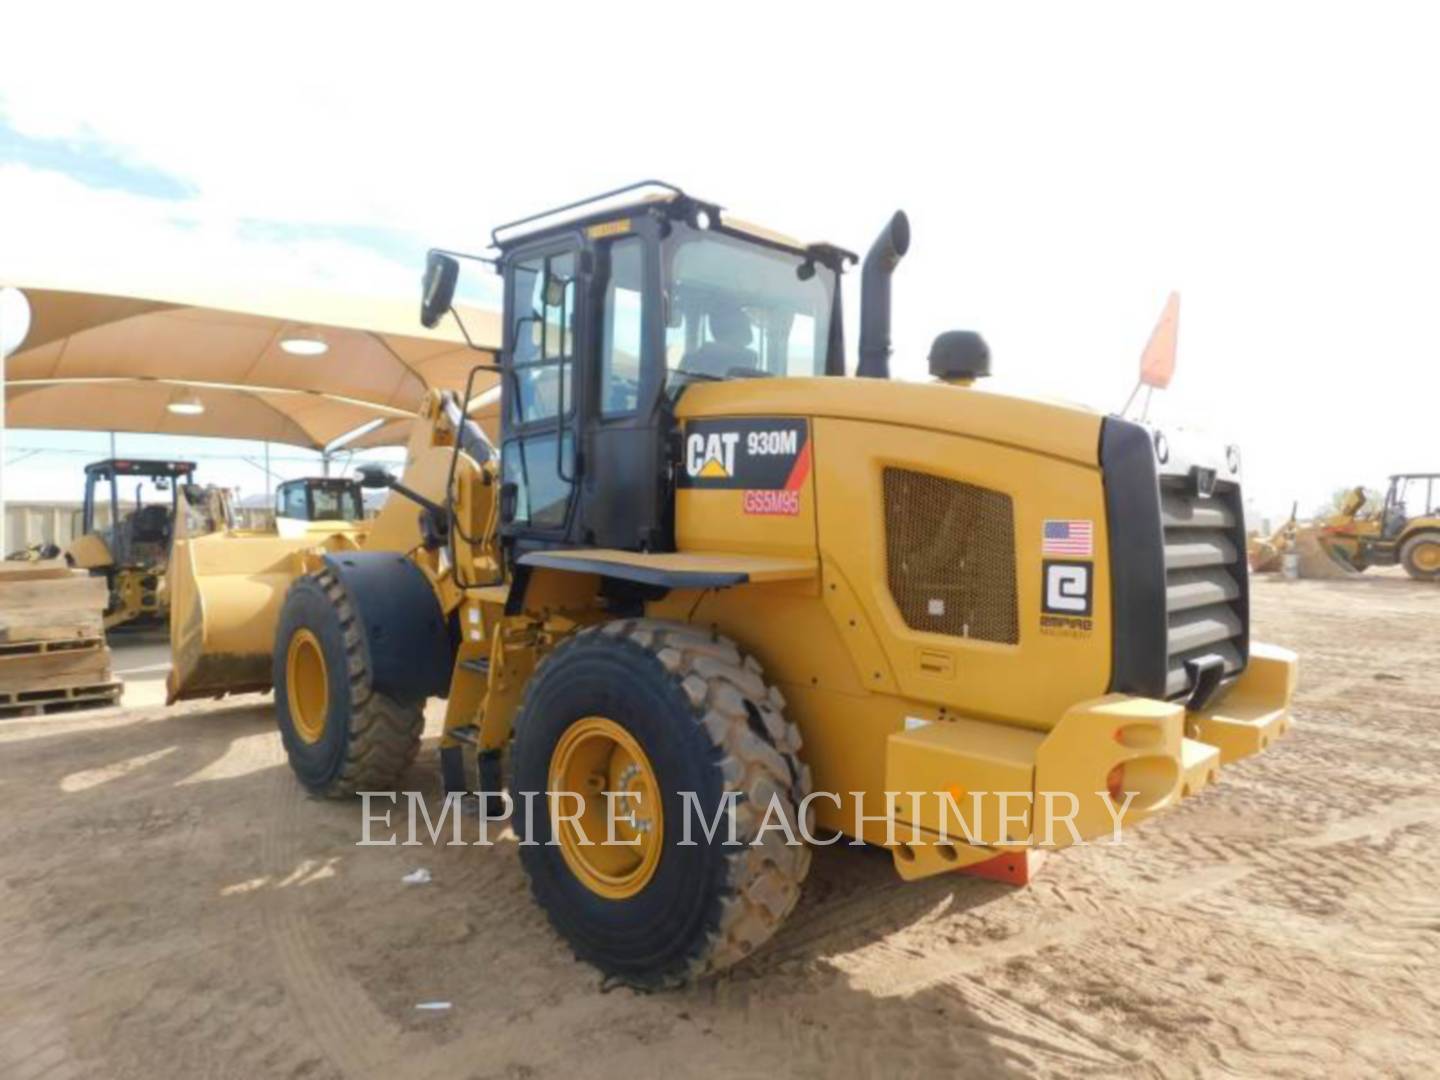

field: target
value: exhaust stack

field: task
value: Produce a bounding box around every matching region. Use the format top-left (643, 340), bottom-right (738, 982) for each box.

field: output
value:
top-left (857, 210), bottom-right (911, 379)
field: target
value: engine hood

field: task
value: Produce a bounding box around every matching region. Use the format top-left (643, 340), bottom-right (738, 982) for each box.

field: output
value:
top-left (674, 376), bottom-right (1105, 468)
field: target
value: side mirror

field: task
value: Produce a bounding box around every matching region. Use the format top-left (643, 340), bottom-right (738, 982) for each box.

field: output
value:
top-left (356, 464), bottom-right (398, 490)
top-left (420, 251), bottom-right (460, 329)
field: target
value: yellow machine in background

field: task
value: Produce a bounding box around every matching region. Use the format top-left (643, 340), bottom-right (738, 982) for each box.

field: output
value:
top-left (1247, 501), bottom-right (1297, 573)
top-left (271, 476), bottom-right (368, 536)
top-left (1317, 475), bottom-right (1440, 580)
top-left (66, 458), bottom-right (200, 630)
top-left (169, 476), bottom-right (374, 699)
top-left (1250, 479), bottom-right (1440, 581)
top-left (169, 183), bottom-right (1295, 988)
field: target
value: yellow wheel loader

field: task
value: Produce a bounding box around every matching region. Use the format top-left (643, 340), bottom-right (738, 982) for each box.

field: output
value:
top-left (66, 458), bottom-right (198, 630)
top-left (1318, 475), bottom-right (1440, 580)
top-left (273, 477), bottom-right (366, 528)
top-left (169, 182), bottom-right (1295, 988)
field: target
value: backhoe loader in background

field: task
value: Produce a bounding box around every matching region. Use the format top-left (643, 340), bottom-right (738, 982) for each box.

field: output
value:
top-left (1316, 475), bottom-right (1440, 580)
top-left (1249, 480), bottom-right (1440, 581)
top-left (167, 182), bottom-right (1296, 988)
top-left (66, 458), bottom-right (197, 629)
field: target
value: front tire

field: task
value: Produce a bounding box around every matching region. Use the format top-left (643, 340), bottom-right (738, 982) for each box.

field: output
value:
top-left (511, 619), bottom-right (811, 988)
top-left (1400, 531), bottom-right (1440, 581)
top-left (273, 568), bottom-right (423, 797)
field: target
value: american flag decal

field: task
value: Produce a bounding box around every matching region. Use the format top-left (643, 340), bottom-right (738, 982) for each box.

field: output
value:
top-left (1042, 519), bottom-right (1093, 557)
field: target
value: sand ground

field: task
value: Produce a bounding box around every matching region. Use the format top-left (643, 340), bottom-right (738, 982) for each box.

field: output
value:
top-left (1, 574), bottom-right (1436, 1078)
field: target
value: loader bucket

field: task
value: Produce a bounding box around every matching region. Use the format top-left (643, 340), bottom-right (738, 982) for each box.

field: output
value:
top-left (1293, 529), bottom-right (1363, 579)
top-left (167, 530), bottom-right (357, 702)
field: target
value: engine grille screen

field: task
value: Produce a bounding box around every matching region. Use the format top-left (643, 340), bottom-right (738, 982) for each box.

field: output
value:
top-left (882, 468), bottom-right (1018, 643)
top-left (1160, 477), bottom-right (1249, 697)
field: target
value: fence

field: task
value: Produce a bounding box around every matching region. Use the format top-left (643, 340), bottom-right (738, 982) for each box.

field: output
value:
top-left (3, 502), bottom-right (118, 556)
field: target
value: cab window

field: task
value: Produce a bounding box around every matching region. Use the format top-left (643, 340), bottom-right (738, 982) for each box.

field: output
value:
top-left (661, 226), bottom-right (835, 388)
top-left (501, 432), bottom-right (574, 529)
top-left (279, 484), bottom-right (307, 519)
top-left (600, 237), bottom-right (645, 416)
top-left (510, 251), bottom-right (577, 425)
top-left (311, 487), bottom-right (354, 520)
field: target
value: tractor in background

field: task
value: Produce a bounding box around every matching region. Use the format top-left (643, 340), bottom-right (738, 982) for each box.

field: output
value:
top-left (66, 458), bottom-right (197, 629)
top-left (1318, 474), bottom-right (1440, 580)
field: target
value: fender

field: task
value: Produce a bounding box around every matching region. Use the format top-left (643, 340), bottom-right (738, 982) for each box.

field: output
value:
top-left (322, 551), bottom-right (455, 706)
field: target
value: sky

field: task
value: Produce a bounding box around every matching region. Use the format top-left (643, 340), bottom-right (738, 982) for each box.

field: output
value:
top-left (2, 1), bottom-right (1438, 524)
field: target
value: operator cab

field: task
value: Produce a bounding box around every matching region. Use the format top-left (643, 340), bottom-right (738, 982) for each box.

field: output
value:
top-left (275, 477), bottom-right (366, 523)
top-left (81, 459), bottom-right (196, 567)
top-left (422, 182), bottom-right (855, 559)
top-left (1381, 473), bottom-right (1440, 538)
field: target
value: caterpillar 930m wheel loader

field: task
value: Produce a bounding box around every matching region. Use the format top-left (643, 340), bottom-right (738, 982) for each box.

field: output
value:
top-left (168, 182), bottom-right (1296, 988)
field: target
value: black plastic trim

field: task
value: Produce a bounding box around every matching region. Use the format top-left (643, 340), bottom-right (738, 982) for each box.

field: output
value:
top-left (517, 551), bottom-right (748, 590)
top-left (1100, 417), bottom-right (1169, 697)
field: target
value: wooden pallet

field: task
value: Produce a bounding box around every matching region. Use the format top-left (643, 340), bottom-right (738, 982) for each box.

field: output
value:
top-left (0, 680), bottom-right (123, 718)
top-left (0, 638), bottom-right (111, 694)
top-left (0, 561), bottom-right (119, 718)
top-left (0, 636), bottom-right (104, 658)
top-left (0, 562), bottom-right (107, 645)
top-left (0, 561), bottom-right (73, 582)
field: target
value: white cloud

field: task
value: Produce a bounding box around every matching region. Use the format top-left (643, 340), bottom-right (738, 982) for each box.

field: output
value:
top-left (0, 165), bottom-right (417, 297)
top-left (2, 1), bottom-right (1439, 517)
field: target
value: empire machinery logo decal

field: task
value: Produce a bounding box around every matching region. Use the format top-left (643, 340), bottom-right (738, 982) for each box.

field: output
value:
top-left (1040, 519), bottom-right (1094, 636)
top-left (680, 417), bottom-right (811, 516)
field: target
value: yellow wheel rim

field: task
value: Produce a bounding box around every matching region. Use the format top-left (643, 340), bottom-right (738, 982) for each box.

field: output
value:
top-left (1413, 542), bottom-right (1440, 572)
top-left (286, 628), bottom-right (329, 745)
top-left (548, 716), bottom-right (663, 900)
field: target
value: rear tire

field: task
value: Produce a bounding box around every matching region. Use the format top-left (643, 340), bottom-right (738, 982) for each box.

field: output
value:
top-left (1400, 531), bottom-right (1440, 581)
top-left (273, 567), bottom-right (423, 797)
top-left (511, 618), bottom-right (811, 988)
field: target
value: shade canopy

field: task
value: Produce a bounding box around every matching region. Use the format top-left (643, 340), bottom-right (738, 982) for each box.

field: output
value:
top-left (0, 280), bottom-right (501, 450)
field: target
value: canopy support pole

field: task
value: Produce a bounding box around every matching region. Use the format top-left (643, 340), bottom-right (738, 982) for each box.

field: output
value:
top-left (0, 286), bottom-right (35, 557)
top-left (0, 342), bottom-right (6, 556)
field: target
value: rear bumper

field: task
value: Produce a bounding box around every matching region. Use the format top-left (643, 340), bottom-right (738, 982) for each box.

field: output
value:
top-left (882, 641), bottom-right (1297, 880)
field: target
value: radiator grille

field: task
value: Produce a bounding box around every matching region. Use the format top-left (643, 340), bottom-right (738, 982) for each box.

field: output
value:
top-left (882, 468), bottom-right (1018, 643)
top-left (1161, 477), bottom-right (1250, 697)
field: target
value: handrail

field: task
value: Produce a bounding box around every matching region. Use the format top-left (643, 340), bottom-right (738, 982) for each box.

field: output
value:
top-left (490, 180), bottom-right (687, 248)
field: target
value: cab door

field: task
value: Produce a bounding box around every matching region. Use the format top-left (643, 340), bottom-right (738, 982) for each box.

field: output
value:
top-left (581, 226), bottom-right (669, 550)
top-left (499, 240), bottom-right (584, 552)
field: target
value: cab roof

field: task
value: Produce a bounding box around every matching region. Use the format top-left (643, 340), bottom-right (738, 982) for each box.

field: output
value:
top-left (84, 458), bottom-right (196, 478)
top-left (489, 180), bottom-right (857, 269)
